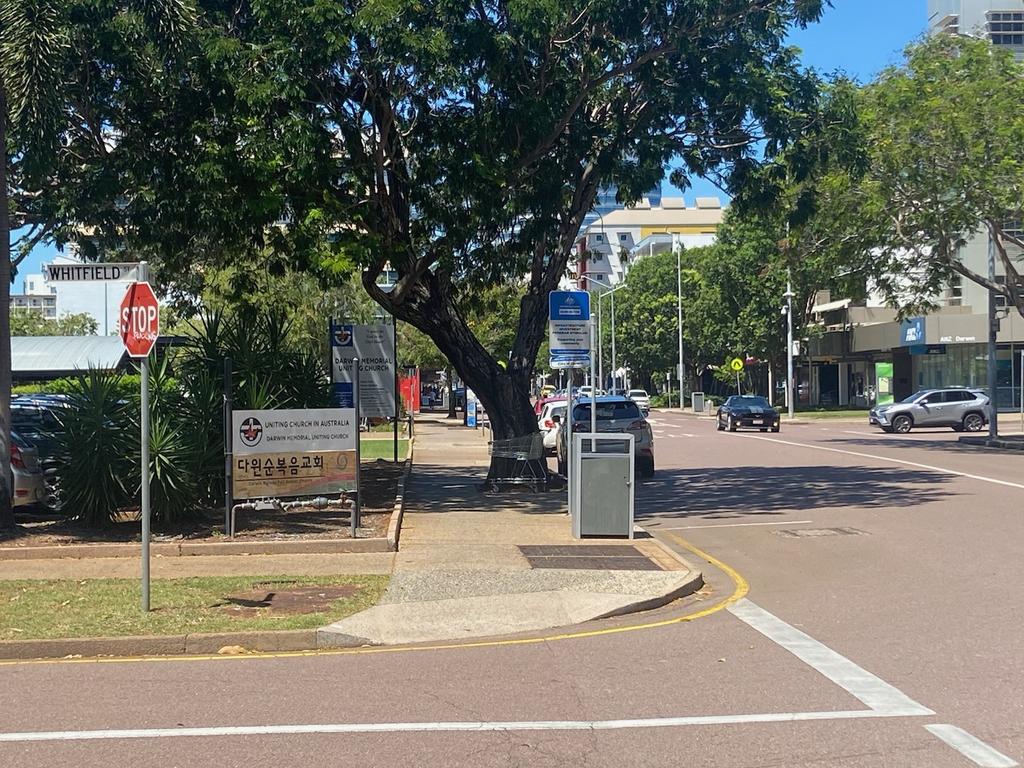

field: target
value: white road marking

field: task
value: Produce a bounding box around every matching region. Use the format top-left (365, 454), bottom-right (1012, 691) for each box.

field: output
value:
top-left (655, 520), bottom-right (813, 531)
top-left (0, 709), bottom-right (931, 744)
top-left (842, 430), bottom-right (874, 436)
top-left (925, 724), bottom-right (1019, 767)
top-left (742, 434), bottom-right (1024, 492)
top-left (728, 599), bottom-right (932, 716)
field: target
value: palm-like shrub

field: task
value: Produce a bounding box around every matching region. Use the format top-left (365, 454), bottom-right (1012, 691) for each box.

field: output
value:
top-left (55, 370), bottom-right (134, 526)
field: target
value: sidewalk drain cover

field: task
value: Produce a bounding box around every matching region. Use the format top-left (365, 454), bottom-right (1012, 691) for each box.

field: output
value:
top-left (518, 544), bottom-right (663, 571)
top-left (774, 527), bottom-right (868, 538)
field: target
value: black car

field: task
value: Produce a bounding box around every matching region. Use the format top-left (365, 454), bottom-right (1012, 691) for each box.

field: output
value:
top-left (716, 395), bottom-right (780, 433)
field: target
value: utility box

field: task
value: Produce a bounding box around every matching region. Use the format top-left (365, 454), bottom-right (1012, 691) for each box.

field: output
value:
top-left (691, 391), bottom-right (705, 413)
top-left (570, 433), bottom-right (634, 539)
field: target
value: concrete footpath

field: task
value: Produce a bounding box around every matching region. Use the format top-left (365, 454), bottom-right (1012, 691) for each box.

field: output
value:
top-left (318, 416), bottom-right (701, 646)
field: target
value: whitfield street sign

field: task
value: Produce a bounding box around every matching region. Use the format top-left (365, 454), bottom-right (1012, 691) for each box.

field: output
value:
top-left (44, 262), bottom-right (140, 282)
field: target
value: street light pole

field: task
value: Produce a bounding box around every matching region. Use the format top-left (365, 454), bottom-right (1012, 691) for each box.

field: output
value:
top-left (988, 232), bottom-right (999, 438)
top-left (610, 287), bottom-right (617, 391)
top-left (674, 234), bottom-right (684, 409)
top-left (596, 290), bottom-right (604, 391)
top-left (784, 274), bottom-right (795, 421)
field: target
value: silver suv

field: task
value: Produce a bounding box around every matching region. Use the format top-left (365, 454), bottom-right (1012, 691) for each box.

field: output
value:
top-left (869, 388), bottom-right (990, 434)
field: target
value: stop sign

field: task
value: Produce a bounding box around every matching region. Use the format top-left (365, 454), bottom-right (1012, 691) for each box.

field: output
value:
top-left (119, 282), bottom-right (160, 358)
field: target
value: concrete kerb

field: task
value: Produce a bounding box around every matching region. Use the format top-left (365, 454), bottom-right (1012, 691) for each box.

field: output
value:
top-left (386, 436), bottom-right (415, 550)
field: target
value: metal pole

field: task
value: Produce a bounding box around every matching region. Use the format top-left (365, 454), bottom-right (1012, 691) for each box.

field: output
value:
top-left (139, 261), bottom-right (151, 613)
top-left (589, 314), bottom-right (597, 445)
top-left (223, 357), bottom-right (232, 535)
top-left (393, 317), bottom-right (399, 462)
top-left (1019, 349), bottom-right (1023, 433)
top-left (786, 273), bottom-right (795, 420)
top-left (988, 233), bottom-right (999, 438)
top-left (352, 357), bottom-right (361, 537)
top-left (596, 292), bottom-right (603, 391)
top-left (666, 371), bottom-right (671, 409)
top-left (611, 288), bottom-right (617, 393)
top-left (675, 234), bottom-right (684, 408)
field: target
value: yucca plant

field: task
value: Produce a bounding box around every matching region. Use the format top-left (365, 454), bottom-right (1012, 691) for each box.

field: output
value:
top-left (54, 369), bottom-right (134, 526)
top-left (140, 411), bottom-right (198, 525)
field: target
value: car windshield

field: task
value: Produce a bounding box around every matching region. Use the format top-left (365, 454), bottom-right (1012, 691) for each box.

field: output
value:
top-left (729, 396), bottom-right (771, 408)
top-left (628, 390), bottom-right (648, 398)
top-left (572, 401), bottom-right (641, 421)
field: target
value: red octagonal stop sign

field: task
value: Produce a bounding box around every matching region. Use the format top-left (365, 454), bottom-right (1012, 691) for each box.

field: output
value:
top-left (119, 281), bottom-right (160, 358)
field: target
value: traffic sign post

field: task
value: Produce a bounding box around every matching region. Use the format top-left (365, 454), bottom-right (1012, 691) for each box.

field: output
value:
top-left (119, 265), bottom-right (159, 612)
top-left (730, 357), bottom-right (744, 394)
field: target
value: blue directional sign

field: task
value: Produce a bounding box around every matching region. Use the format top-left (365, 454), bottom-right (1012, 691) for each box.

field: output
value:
top-left (549, 290), bottom-right (592, 369)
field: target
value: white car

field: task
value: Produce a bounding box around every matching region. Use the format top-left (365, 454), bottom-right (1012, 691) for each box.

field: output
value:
top-left (627, 389), bottom-right (650, 414)
top-left (537, 399), bottom-right (568, 455)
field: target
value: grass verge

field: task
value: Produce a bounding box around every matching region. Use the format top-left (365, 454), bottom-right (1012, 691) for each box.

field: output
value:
top-left (790, 409), bottom-right (870, 420)
top-left (360, 438), bottom-right (409, 461)
top-left (0, 574), bottom-right (388, 641)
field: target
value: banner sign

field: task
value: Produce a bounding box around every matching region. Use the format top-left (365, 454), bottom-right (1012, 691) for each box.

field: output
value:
top-left (231, 408), bottom-right (357, 500)
top-left (331, 323), bottom-right (396, 418)
top-left (549, 290), bottom-right (591, 369)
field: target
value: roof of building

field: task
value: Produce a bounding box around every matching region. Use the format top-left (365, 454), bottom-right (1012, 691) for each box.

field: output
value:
top-left (589, 202), bottom-right (725, 229)
top-left (11, 336), bottom-right (128, 377)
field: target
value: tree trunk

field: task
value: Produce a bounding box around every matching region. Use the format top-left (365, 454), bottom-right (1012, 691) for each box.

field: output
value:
top-left (369, 269), bottom-right (546, 482)
top-left (445, 366), bottom-right (456, 418)
top-left (0, 82), bottom-right (14, 529)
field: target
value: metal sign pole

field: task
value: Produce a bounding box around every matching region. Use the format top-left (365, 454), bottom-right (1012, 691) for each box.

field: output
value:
top-left (589, 315), bottom-right (597, 446)
top-left (352, 357), bottom-right (361, 537)
top-left (139, 261), bottom-right (151, 613)
top-left (223, 357), bottom-right (233, 535)
top-left (393, 318), bottom-right (399, 462)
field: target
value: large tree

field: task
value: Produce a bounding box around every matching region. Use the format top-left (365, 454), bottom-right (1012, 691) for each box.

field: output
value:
top-left (816, 35), bottom-right (1024, 316)
top-left (112, 0), bottom-right (830, 479)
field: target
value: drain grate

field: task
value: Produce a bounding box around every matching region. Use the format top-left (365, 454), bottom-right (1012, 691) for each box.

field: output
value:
top-left (774, 527), bottom-right (868, 538)
top-left (518, 544), bottom-right (663, 571)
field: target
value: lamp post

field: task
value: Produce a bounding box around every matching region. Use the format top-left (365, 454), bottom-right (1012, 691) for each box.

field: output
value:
top-left (673, 234), bottom-right (684, 408)
top-left (783, 275), bottom-right (795, 421)
top-left (988, 231), bottom-right (999, 439)
top-left (594, 282), bottom-right (627, 392)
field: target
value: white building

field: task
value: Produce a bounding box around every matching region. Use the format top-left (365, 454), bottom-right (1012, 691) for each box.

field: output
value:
top-left (574, 196), bottom-right (724, 290)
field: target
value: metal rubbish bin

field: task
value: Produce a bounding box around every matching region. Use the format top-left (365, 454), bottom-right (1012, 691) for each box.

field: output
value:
top-left (570, 433), bottom-right (634, 539)
top-left (691, 391), bottom-right (705, 413)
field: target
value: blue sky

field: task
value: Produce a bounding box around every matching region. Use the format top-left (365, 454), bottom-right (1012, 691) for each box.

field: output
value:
top-left (16, 1), bottom-right (928, 289)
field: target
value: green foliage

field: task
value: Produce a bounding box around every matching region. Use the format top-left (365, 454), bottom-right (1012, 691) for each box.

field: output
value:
top-left (55, 369), bottom-right (134, 526)
top-left (144, 410), bottom-right (198, 524)
top-left (10, 310), bottom-right (98, 336)
top-left (801, 36), bottom-right (1024, 317)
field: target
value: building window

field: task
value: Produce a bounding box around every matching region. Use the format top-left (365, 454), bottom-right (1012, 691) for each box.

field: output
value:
top-left (948, 275), bottom-right (963, 307)
top-left (996, 275), bottom-right (1007, 308)
top-left (594, 234), bottom-right (604, 243)
top-left (619, 234), bottom-right (628, 242)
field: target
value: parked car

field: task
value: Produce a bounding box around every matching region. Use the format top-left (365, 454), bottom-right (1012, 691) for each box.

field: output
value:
top-left (554, 396), bottom-right (655, 478)
top-left (869, 388), bottom-right (989, 434)
top-left (10, 396), bottom-right (68, 462)
top-left (536, 399), bottom-right (568, 455)
top-left (627, 389), bottom-right (651, 414)
top-left (716, 395), bottom-right (780, 433)
top-left (577, 386), bottom-right (607, 399)
top-left (9, 430), bottom-right (47, 508)
top-left (534, 394), bottom-right (565, 416)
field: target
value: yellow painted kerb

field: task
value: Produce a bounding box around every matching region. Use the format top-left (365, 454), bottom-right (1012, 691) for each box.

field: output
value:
top-left (0, 533), bottom-right (748, 667)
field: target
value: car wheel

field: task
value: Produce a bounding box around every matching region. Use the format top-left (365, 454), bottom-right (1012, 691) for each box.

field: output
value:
top-left (728, 416), bottom-right (737, 432)
top-left (771, 425), bottom-right (780, 433)
top-left (892, 415), bottom-right (912, 434)
top-left (962, 412), bottom-right (985, 432)
top-left (716, 417), bottom-right (725, 431)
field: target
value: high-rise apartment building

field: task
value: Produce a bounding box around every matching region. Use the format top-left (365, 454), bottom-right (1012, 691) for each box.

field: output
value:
top-left (929, 1), bottom-right (1024, 55)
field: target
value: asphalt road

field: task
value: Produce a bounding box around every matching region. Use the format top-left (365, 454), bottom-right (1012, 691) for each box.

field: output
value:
top-left (2, 414), bottom-right (1022, 767)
